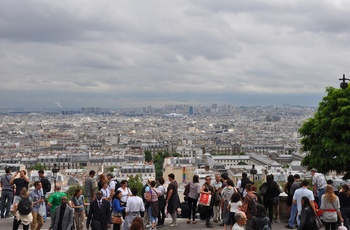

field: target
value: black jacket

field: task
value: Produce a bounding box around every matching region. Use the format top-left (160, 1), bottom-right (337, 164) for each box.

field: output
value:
top-left (250, 216), bottom-right (271, 230)
top-left (298, 206), bottom-right (315, 230)
top-left (87, 199), bottom-right (111, 230)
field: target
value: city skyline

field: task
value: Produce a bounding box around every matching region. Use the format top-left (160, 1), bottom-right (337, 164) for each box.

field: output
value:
top-left (1, 1), bottom-right (349, 108)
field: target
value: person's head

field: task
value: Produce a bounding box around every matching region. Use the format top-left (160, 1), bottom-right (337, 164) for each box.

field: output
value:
top-left (113, 190), bottom-right (122, 200)
top-left (251, 184), bottom-right (258, 192)
top-left (230, 192), bottom-right (241, 203)
top-left (193, 175), bottom-right (199, 183)
top-left (20, 187), bottom-right (28, 197)
top-left (38, 169), bottom-right (44, 177)
top-left (221, 172), bottom-right (229, 181)
top-left (34, 181), bottom-right (42, 190)
top-left (99, 174), bottom-right (107, 182)
top-left (61, 196), bottom-right (68, 206)
top-left (168, 173), bottom-right (175, 181)
top-left (55, 185), bottom-right (61, 192)
top-left (102, 182), bottom-right (108, 189)
top-left (235, 211), bottom-right (247, 226)
top-left (150, 181), bottom-right (156, 188)
top-left (96, 191), bottom-right (103, 201)
top-left (107, 173), bottom-right (114, 180)
top-left (226, 179), bottom-right (234, 187)
top-left (205, 176), bottom-right (211, 184)
top-left (287, 175), bottom-right (294, 184)
top-left (294, 174), bottom-right (300, 180)
top-left (266, 174), bottom-right (274, 184)
top-left (245, 183), bottom-right (253, 192)
top-left (301, 179), bottom-right (309, 187)
top-left (74, 188), bottom-right (82, 197)
top-left (327, 179), bottom-right (333, 185)
top-left (215, 174), bottom-right (221, 182)
top-left (19, 170), bottom-right (26, 178)
top-left (158, 177), bottom-right (165, 185)
top-left (301, 196), bottom-right (311, 208)
top-left (256, 204), bottom-right (267, 217)
top-left (242, 172), bottom-right (247, 178)
top-left (5, 167), bottom-right (11, 174)
top-left (131, 187), bottom-right (138, 196)
top-left (89, 170), bottom-right (96, 177)
top-left (325, 184), bottom-right (334, 195)
top-left (311, 168), bottom-right (317, 176)
top-left (121, 180), bottom-right (128, 188)
top-left (129, 216), bottom-right (144, 230)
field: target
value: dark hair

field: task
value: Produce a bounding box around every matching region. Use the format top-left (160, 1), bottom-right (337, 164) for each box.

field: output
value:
top-left (221, 173), bottom-right (229, 180)
top-left (227, 179), bottom-right (234, 187)
top-left (5, 167), bottom-right (11, 174)
top-left (302, 179), bottom-right (309, 187)
top-left (301, 196), bottom-right (312, 209)
top-left (151, 181), bottom-right (156, 187)
top-left (242, 172), bottom-right (247, 178)
top-left (131, 187), bottom-right (138, 196)
top-left (193, 175), bottom-right (199, 183)
top-left (266, 174), bottom-right (274, 186)
top-left (158, 177), bottom-right (165, 185)
top-left (89, 170), bottom-right (96, 176)
top-left (294, 174), bottom-right (300, 179)
top-left (168, 173), bottom-right (175, 180)
top-left (120, 180), bottom-right (128, 185)
top-left (342, 184), bottom-right (350, 197)
top-left (230, 192), bottom-right (241, 203)
top-left (256, 204), bottom-right (267, 217)
top-left (34, 181), bottom-right (41, 187)
top-left (113, 190), bottom-right (122, 200)
top-left (38, 169), bottom-right (44, 174)
top-left (130, 216), bottom-right (144, 230)
top-left (287, 175), bottom-right (294, 184)
top-left (74, 188), bottom-right (82, 197)
top-left (245, 183), bottom-right (252, 191)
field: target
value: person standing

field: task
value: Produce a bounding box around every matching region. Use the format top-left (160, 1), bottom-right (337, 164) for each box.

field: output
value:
top-left (311, 168), bottom-right (327, 208)
top-left (200, 175), bottom-right (215, 228)
top-left (107, 173), bottom-right (118, 202)
top-left (243, 184), bottom-right (258, 230)
top-left (259, 174), bottom-right (281, 225)
top-left (70, 188), bottom-right (88, 230)
top-left (10, 170), bottom-right (29, 204)
top-left (298, 197), bottom-right (316, 230)
top-left (320, 185), bottom-right (343, 230)
top-left (87, 191), bottom-right (111, 230)
top-left (0, 167), bottom-right (14, 218)
top-left (221, 179), bottom-right (237, 230)
top-left (47, 185), bottom-right (66, 216)
top-left (101, 182), bottom-right (111, 201)
top-left (156, 177), bottom-right (166, 228)
top-left (38, 169), bottom-right (51, 222)
top-left (30, 181), bottom-right (44, 230)
top-left (12, 187), bottom-right (33, 230)
top-left (250, 204), bottom-right (270, 230)
top-left (227, 192), bottom-right (243, 229)
top-left (339, 184), bottom-right (350, 230)
top-left (186, 175), bottom-right (200, 224)
top-left (122, 187), bottom-right (145, 230)
top-left (232, 211), bottom-right (247, 230)
top-left (284, 175), bottom-right (295, 216)
top-left (145, 181), bottom-right (159, 230)
top-left (166, 173), bottom-right (180, 227)
top-left (239, 172), bottom-right (253, 198)
top-left (112, 190), bottom-right (125, 230)
top-left (212, 174), bottom-right (222, 223)
top-left (286, 174), bottom-right (302, 229)
top-left (48, 196), bottom-right (74, 230)
top-left (292, 180), bottom-right (315, 227)
top-left (85, 170), bottom-right (96, 214)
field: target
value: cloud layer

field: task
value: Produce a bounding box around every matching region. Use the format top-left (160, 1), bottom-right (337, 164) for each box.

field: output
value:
top-left (1, 0), bottom-right (350, 108)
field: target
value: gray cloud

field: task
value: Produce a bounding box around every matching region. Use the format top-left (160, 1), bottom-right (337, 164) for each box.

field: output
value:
top-left (0, 0), bottom-right (349, 108)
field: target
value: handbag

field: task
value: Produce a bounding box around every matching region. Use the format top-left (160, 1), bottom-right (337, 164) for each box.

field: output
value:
top-left (112, 214), bottom-right (122, 225)
top-left (315, 215), bottom-right (323, 229)
top-left (338, 222), bottom-right (347, 230)
top-left (198, 193), bottom-right (212, 206)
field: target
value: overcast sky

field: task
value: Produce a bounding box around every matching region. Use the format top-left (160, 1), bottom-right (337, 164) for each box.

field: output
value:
top-left (1, 0), bottom-right (350, 109)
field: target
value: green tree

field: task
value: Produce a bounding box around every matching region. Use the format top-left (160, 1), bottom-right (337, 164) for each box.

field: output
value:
top-left (64, 185), bottom-right (84, 200)
top-left (32, 163), bottom-right (46, 170)
top-left (299, 86), bottom-right (350, 179)
top-left (108, 166), bottom-right (116, 172)
top-left (127, 174), bottom-right (144, 196)
top-left (145, 150), bottom-right (152, 163)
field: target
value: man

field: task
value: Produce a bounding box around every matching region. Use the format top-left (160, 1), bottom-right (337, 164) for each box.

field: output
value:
top-left (10, 170), bottom-right (29, 201)
top-left (166, 173), bottom-right (180, 227)
top-left (232, 211), bottom-right (247, 230)
top-left (242, 183), bottom-right (258, 230)
top-left (286, 174), bottom-right (302, 229)
top-left (238, 172), bottom-right (253, 198)
top-left (107, 173), bottom-right (117, 202)
top-left (292, 179), bottom-right (315, 227)
top-left (49, 196), bottom-right (74, 230)
top-left (123, 187), bottom-right (145, 230)
top-left (38, 169), bottom-right (51, 222)
top-left (87, 191), bottom-right (111, 230)
top-left (212, 174), bottom-right (222, 223)
top-left (85, 170), bottom-right (96, 214)
top-left (30, 181), bottom-right (45, 230)
top-left (311, 168), bottom-right (326, 208)
top-left (200, 175), bottom-right (215, 228)
top-left (48, 185), bottom-right (66, 216)
top-left (0, 167), bottom-right (13, 218)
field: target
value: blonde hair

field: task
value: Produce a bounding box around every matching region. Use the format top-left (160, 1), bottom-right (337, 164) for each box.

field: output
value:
top-left (20, 187), bottom-right (29, 198)
top-left (324, 185), bottom-right (337, 203)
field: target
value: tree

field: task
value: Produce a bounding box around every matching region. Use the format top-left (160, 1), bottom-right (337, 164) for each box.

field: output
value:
top-left (127, 174), bottom-right (144, 196)
top-left (299, 86), bottom-right (350, 179)
top-left (144, 150), bottom-right (152, 163)
top-left (32, 163), bottom-right (46, 170)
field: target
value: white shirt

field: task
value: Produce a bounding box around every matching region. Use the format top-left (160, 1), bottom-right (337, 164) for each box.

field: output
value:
top-left (232, 223), bottom-right (245, 230)
top-left (118, 187), bottom-right (131, 203)
top-left (101, 188), bottom-right (110, 199)
top-left (108, 180), bottom-right (116, 194)
top-left (125, 196), bottom-right (145, 213)
top-left (230, 201), bottom-right (243, 213)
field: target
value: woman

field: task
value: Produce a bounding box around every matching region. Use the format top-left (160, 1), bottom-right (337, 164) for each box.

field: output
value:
top-left (186, 175), bottom-right (201, 224)
top-left (129, 216), bottom-right (144, 230)
top-left (112, 190), bottom-right (125, 230)
top-left (339, 184), bottom-right (350, 230)
top-left (70, 188), bottom-right (89, 230)
top-left (117, 180), bottom-right (131, 206)
top-left (227, 192), bottom-right (242, 229)
top-left (13, 187), bottom-right (33, 230)
top-left (250, 204), bottom-right (271, 230)
top-left (259, 174), bottom-right (281, 224)
top-left (298, 197), bottom-right (316, 230)
top-left (156, 177), bottom-right (166, 227)
top-left (101, 182), bottom-right (110, 201)
top-left (98, 174), bottom-right (108, 191)
top-left (285, 175), bottom-right (295, 216)
top-left (145, 181), bottom-right (159, 230)
top-left (320, 184), bottom-right (344, 230)
top-left (221, 179), bottom-right (237, 230)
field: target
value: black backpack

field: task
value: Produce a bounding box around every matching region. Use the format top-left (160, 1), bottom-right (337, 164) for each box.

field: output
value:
top-left (18, 196), bottom-right (32, 215)
top-left (113, 179), bottom-right (121, 191)
top-left (41, 177), bottom-right (51, 193)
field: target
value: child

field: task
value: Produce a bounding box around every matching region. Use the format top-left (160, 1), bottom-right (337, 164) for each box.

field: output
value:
top-left (227, 192), bottom-right (243, 230)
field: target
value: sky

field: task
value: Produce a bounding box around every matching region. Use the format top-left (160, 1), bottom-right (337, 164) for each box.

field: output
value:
top-left (1, 0), bottom-right (350, 109)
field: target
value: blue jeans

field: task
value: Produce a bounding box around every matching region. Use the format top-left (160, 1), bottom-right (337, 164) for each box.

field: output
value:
top-left (148, 205), bottom-right (157, 224)
top-left (288, 203), bottom-right (298, 227)
top-left (1, 190), bottom-right (13, 217)
top-left (317, 188), bottom-right (325, 208)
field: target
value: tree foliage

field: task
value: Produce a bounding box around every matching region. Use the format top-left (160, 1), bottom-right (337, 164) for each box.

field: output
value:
top-left (127, 174), bottom-right (144, 196)
top-left (32, 163), bottom-right (46, 170)
top-left (299, 86), bottom-right (350, 179)
top-left (144, 150), bottom-right (152, 163)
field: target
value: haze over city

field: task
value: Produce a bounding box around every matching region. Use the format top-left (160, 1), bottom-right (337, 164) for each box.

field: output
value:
top-left (1, 0), bottom-right (349, 108)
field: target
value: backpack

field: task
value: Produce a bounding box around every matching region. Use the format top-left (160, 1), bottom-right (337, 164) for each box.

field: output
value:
top-left (41, 177), bottom-right (51, 193)
top-left (260, 183), bottom-right (268, 196)
top-left (18, 196), bottom-right (32, 215)
top-left (183, 183), bottom-right (190, 197)
top-left (111, 179), bottom-right (121, 191)
top-left (246, 194), bottom-right (258, 216)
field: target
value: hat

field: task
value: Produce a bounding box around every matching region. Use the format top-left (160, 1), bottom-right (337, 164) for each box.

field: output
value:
top-left (311, 168), bottom-right (317, 172)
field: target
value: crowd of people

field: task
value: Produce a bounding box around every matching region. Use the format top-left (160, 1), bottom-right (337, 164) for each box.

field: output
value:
top-left (2, 166), bottom-right (350, 230)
